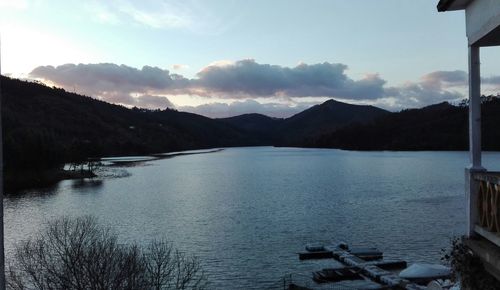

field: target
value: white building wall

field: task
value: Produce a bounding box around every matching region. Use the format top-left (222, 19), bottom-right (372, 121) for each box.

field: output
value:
top-left (466, 0), bottom-right (500, 44)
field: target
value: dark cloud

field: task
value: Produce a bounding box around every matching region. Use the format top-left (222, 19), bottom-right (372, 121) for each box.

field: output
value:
top-left (193, 59), bottom-right (386, 99)
top-left (180, 99), bottom-right (313, 118)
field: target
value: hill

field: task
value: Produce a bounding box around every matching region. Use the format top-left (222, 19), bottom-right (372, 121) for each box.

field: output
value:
top-left (2, 76), bottom-right (389, 174)
top-left (277, 99), bottom-right (389, 145)
top-left (8, 76), bottom-right (500, 191)
top-left (2, 76), bottom-right (251, 172)
top-left (217, 113), bottom-right (282, 144)
top-left (306, 98), bottom-right (500, 151)
top-left (218, 100), bottom-right (389, 145)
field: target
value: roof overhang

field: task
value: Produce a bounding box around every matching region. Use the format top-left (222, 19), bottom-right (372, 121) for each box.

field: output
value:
top-left (437, 0), bottom-right (473, 11)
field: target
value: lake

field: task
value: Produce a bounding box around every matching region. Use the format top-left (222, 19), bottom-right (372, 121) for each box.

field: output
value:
top-left (6, 147), bottom-right (500, 289)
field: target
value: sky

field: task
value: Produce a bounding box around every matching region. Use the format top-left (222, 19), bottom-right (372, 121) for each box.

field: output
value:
top-left (1, 0), bottom-right (500, 118)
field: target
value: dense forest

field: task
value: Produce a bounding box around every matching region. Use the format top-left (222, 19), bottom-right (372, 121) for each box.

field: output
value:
top-left (2, 76), bottom-right (387, 173)
top-left (218, 99), bottom-right (389, 146)
top-left (2, 76), bottom-right (252, 172)
top-left (3, 75), bottom-right (500, 191)
top-left (278, 99), bottom-right (389, 145)
top-left (304, 97), bottom-right (500, 151)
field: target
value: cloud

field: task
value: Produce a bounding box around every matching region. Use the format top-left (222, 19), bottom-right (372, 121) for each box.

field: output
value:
top-left (386, 83), bottom-right (464, 108)
top-left (135, 94), bottom-right (175, 109)
top-left (31, 63), bottom-right (188, 93)
top-left (85, 0), bottom-right (190, 29)
top-left (190, 60), bottom-right (470, 110)
top-left (88, 92), bottom-right (174, 109)
top-left (420, 70), bottom-right (468, 89)
top-left (180, 99), bottom-right (313, 118)
top-left (118, 1), bottom-right (192, 29)
top-left (85, 0), bottom-right (226, 34)
top-left (30, 61), bottom-right (390, 104)
top-left (192, 59), bottom-right (386, 100)
top-left (483, 75), bottom-right (500, 87)
top-left (30, 61), bottom-right (500, 113)
top-left (30, 63), bottom-right (186, 107)
top-left (172, 64), bottom-right (189, 71)
top-left (378, 70), bottom-right (468, 109)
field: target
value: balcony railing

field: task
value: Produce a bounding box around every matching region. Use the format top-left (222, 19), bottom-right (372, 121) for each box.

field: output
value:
top-left (474, 171), bottom-right (500, 246)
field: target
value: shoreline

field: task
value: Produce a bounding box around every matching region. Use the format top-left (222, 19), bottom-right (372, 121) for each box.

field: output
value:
top-left (5, 148), bottom-right (225, 195)
top-left (104, 148), bottom-right (225, 166)
top-left (5, 168), bottom-right (96, 195)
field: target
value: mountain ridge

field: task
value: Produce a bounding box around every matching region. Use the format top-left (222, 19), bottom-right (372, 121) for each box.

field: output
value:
top-left (217, 99), bottom-right (390, 145)
top-left (5, 75), bottom-right (500, 176)
top-left (304, 98), bottom-right (500, 151)
top-left (2, 76), bottom-right (385, 172)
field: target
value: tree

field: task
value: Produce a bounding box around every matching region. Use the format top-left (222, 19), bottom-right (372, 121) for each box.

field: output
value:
top-left (7, 216), bottom-right (207, 290)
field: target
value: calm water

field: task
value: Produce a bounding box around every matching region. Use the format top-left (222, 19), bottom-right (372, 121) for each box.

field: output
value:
top-left (6, 147), bottom-right (500, 289)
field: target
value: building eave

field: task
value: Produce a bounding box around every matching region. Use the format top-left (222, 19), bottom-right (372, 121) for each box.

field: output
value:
top-left (437, 0), bottom-right (473, 12)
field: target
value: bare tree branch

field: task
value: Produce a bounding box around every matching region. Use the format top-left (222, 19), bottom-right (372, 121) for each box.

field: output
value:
top-left (7, 216), bottom-right (208, 290)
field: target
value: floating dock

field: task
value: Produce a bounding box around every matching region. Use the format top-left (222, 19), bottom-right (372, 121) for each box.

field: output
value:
top-left (299, 247), bottom-right (383, 261)
top-left (286, 243), bottom-right (451, 290)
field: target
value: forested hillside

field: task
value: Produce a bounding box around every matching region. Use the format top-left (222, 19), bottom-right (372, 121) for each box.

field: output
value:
top-left (2, 77), bottom-right (251, 171)
top-left (5, 75), bottom-right (500, 192)
top-left (305, 98), bottom-right (500, 151)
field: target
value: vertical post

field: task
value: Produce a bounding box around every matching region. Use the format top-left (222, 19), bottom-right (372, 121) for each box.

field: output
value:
top-left (466, 45), bottom-right (485, 237)
top-left (0, 35), bottom-right (5, 290)
top-left (469, 45), bottom-right (482, 170)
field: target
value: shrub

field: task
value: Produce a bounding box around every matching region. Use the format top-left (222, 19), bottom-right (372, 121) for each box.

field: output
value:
top-left (7, 216), bottom-right (207, 290)
top-left (441, 236), bottom-right (500, 290)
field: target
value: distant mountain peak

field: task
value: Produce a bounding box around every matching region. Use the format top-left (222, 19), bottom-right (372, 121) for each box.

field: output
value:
top-left (421, 101), bottom-right (453, 111)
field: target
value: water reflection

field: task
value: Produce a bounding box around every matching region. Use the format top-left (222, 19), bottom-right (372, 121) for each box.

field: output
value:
top-left (6, 182), bottom-right (61, 199)
top-left (71, 178), bottom-right (104, 189)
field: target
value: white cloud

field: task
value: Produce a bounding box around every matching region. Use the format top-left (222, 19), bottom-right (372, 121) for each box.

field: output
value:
top-left (118, 1), bottom-right (192, 29)
top-left (85, 0), bottom-right (225, 33)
